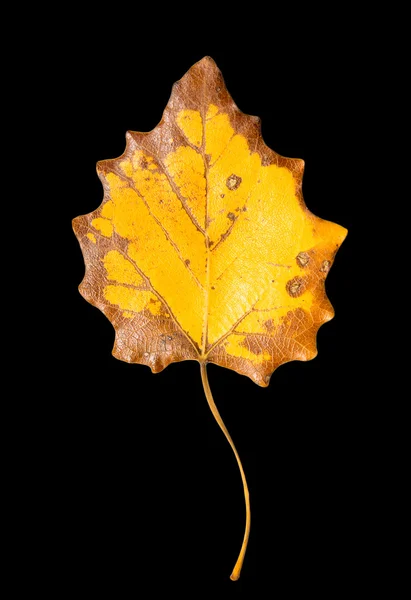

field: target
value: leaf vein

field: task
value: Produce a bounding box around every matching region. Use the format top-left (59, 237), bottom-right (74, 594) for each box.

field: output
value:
top-left (110, 165), bottom-right (204, 290)
top-left (113, 244), bottom-right (200, 354)
top-left (137, 140), bottom-right (206, 236)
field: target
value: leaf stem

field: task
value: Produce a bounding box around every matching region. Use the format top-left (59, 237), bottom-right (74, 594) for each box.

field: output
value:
top-left (199, 361), bottom-right (250, 581)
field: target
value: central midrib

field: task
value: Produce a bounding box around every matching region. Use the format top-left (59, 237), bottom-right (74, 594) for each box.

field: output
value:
top-left (201, 82), bottom-right (210, 358)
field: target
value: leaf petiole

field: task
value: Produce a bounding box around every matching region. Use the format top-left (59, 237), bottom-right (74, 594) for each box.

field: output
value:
top-left (199, 361), bottom-right (250, 581)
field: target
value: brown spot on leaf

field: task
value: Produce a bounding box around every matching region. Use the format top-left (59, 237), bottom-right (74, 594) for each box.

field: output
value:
top-left (264, 319), bottom-right (275, 332)
top-left (227, 212), bottom-right (236, 221)
top-left (140, 157), bottom-right (149, 169)
top-left (220, 193), bottom-right (225, 198)
top-left (185, 259), bottom-right (191, 266)
top-left (320, 260), bottom-right (331, 273)
top-left (296, 251), bottom-right (310, 267)
top-left (226, 174), bottom-right (242, 190)
top-left (286, 277), bottom-right (305, 297)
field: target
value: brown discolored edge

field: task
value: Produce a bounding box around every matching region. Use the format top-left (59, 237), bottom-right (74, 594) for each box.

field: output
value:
top-left (206, 303), bottom-right (329, 388)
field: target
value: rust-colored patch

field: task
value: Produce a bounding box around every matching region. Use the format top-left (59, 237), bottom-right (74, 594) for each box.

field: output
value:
top-left (226, 174), bottom-right (242, 190)
top-left (320, 260), bottom-right (331, 273)
top-left (296, 251), bottom-right (310, 267)
top-left (286, 276), bottom-right (306, 297)
top-left (264, 319), bottom-right (275, 333)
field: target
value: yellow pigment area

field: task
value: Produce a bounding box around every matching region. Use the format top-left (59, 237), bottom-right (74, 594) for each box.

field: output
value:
top-left (207, 134), bottom-right (261, 245)
top-left (205, 122), bottom-right (303, 344)
top-left (120, 160), bottom-right (133, 177)
top-left (204, 107), bottom-right (346, 348)
top-left (102, 165), bottom-right (205, 344)
top-left (235, 265), bottom-right (316, 335)
top-left (119, 152), bottom-right (206, 285)
top-left (205, 110), bottom-right (234, 163)
top-left (103, 250), bottom-right (143, 287)
top-left (206, 104), bottom-right (219, 120)
top-left (92, 217), bottom-right (113, 237)
top-left (224, 334), bottom-right (271, 364)
top-left (176, 109), bottom-right (203, 147)
top-left (104, 285), bottom-right (161, 315)
top-left (103, 173), bottom-right (140, 240)
top-left (164, 145), bottom-right (206, 229)
top-left (101, 200), bottom-right (115, 219)
top-left (86, 233), bottom-right (96, 243)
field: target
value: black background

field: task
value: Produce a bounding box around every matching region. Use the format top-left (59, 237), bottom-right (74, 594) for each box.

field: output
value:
top-left (29, 27), bottom-right (369, 596)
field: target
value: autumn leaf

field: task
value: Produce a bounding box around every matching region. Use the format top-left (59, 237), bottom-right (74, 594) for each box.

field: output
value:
top-left (73, 56), bottom-right (347, 580)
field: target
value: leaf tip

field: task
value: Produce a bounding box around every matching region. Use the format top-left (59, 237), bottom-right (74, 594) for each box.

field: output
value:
top-left (197, 55), bottom-right (218, 67)
top-left (253, 370), bottom-right (271, 388)
top-left (323, 307), bottom-right (335, 323)
top-left (306, 347), bottom-right (319, 361)
top-left (340, 225), bottom-right (349, 243)
top-left (296, 157), bottom-right (305, 173)
top-left (125, 130), bottom-right (136, 145)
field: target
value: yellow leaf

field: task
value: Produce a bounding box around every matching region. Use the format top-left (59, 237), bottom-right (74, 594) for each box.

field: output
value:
top-left (73, 56), bottom-right (347, 581)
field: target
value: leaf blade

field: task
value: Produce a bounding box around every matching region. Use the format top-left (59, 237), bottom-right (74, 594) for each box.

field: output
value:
top-left (73, 55), bottom-right (347, 380)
